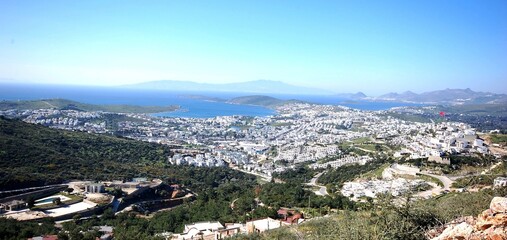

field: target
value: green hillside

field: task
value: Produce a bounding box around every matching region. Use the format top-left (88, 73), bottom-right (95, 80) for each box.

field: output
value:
top-left (0, 117), bottom-right (264, 239)
top-left (260, 190), bottom-right (504, 240)
top-left (0, 117), bottom-right (253, 191)
top-left (436, 104), bottom-right (507, 117)
top-left (0, 117), bottom-right (171, 189)
top-left (0, 98), bottom-right (179, 113)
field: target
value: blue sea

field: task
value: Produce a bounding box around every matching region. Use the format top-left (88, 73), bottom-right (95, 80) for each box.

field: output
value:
top-left (0, 83), bottom-right (423, 118)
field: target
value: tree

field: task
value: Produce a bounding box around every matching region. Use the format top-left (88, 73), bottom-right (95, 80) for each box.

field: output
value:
top-left (101, 208), bottom-right (115, 220)
top-left (72, 213), bottom-right (82, 223)
top-left (52, 197), bottom-right (62, 205)
top-left (26, 196), bottom-right (35, 209)
top-left (111, 188), bottom-right (124, 198)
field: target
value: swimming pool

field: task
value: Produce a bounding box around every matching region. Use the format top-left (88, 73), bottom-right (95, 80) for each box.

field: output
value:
top-left (34, 195), bottom-right (71, 205)
top-left (36, 197), bottom-right (60, 204)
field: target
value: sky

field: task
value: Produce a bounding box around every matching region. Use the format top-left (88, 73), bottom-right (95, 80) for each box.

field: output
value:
top-left (0, 0), bottom-right (506, 95)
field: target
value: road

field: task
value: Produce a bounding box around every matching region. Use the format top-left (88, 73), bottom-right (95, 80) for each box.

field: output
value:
top-left (414, 171), bottom-right (453, 198)
top-left (306, 172), bottom-right (329, 196)
top-left (415, 182), bottom-right (443, 198)
top-left (418, 172), bottom-right (453, 191)
top-left (232, 167), bottom-right (272, 182)
top-left (387, 164), bottom-right (454, 198)
top-left (0, 184), bottom-right (67, 194)
top-left (270, 125), bottom-right (303, 141)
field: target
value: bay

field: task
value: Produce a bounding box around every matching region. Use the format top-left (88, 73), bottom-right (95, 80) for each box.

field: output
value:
top-left (0, 83), bottom-right (423, 118)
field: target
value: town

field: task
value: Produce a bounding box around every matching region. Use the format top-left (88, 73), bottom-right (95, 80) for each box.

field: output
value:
top-left (1, 101), bottom-right (506, 239)
top-left (0, 102), bottom-right (500, 196)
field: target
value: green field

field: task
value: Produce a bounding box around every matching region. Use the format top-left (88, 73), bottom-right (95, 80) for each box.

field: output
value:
top-left (490, 134), bottom-right (507, 144)
top-left (340, 137), bottom-right (391, 153)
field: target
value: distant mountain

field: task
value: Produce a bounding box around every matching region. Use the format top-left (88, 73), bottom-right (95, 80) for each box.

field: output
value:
top-left (376, 88), bottom-right (507, 104)
top-left (122, 80), bottom-right (334, 95)
top-left (178, 94), bottom-right (227, 102)
top-left (0, 99), bottom-right (178, 113)
top-left (335, 92), bottom-right (367, 100)
top-left (227, 95), bottom-right (306, 108)
top-left (378, 91), bottom-right (418, 100)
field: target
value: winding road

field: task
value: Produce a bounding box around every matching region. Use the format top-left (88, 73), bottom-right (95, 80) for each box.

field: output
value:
top-left (419, 172), bottom-right (453, 191)
top-left (388, 164), bottom-right (454, 198)
top-left (307, 172), bottom-right (329, 196)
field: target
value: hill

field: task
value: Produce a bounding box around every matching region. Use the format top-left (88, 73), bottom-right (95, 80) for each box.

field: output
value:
top-left (377, 88), bottom-right (507, 104)
top-left (261, 190), bottom-right (506, 239)
top-left (436, 104), bottom-right (507, 117)
top-left (0, 98), bottom-right (179, 113)
top-left (0, 117), bottom-right (252, 190)
top-left (335, 92), bottom-right (368, 100)
top-left (0, 117), bottom-right (171, 190)
top-left (227, 95), bottom-right (306, 108)
top-left (123, 79), bottom-right (334, 95)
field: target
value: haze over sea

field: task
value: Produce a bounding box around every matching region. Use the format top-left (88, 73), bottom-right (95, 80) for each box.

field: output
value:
top-left (0, 83), bottom-right (423, 118)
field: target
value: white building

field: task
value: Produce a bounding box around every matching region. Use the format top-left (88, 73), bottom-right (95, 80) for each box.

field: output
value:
top-left (494, 177), bottom-right (507, 188)
top-left (85, 183), bottom-right (105, 193)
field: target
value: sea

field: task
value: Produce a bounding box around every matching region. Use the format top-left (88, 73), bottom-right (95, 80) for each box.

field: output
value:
top-left (0, 83), bottom-right (424, 118)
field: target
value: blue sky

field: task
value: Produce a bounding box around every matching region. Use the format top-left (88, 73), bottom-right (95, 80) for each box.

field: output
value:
top-left (0, 0), bottom-right (506, 95)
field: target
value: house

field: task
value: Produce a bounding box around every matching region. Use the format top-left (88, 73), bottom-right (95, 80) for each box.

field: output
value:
top-left (428, 155), bottom-right (451, 165)
top-left (246, 218), bottom-right (286, 233)
top-left (494, 177), bottom-right (507, 188)
top-left (456, 139), bottom-right (469, 149)
top-left (168, 221), bottom-right (244, 240)
top-left (0, 200), bottom-right (26, 211)
top-left (183, 221), bottom-right (224, 233)
top-left (473, 139), bottom-right (484, 147)
top-left (277, 209), bottom-right (304, 224)
top-left (132, 177), bottom-right (148, 183)
top-left (171, 221), bottom-right (224, 240)
top-left (215, 223), bottom-right (243, 239)
top-left (84, 183), bottom-right (105, 193)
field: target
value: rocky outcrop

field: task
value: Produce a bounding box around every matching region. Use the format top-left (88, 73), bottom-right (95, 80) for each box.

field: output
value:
top-left (428, 197), bottom-right (507, 240)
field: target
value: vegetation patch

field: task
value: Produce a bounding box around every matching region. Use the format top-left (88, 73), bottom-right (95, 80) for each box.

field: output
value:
top-left (452, 175), bottom-right (496, 188)
top-left (490, 134), bottom-right (507, 145)
top-left (317, 157), bottom-right (392, 188)
top-left (262, 190), bottom-right (502, 240)
top-left (416, 174), bottom-right (444, 187)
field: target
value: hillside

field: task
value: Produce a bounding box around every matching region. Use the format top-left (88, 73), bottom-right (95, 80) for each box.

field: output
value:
top-left (0, 117), bottom-right (170, 190)
top-left (436, 104), bottom-right (507, 117)
top-left (0, 117), bottom-right (253, 191)
top-left (227, 95), bottom-right (305, 108)
top-left (261, 190), bottom-right (505, 239)
top-left (377, 88), bottom-right (507, 104)
top-left (0, 117), bottom-right (263, 239)
top-left (0, 98), bottom-right (179, 113)
top-left (335, 92), bottom-right (368, 100)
